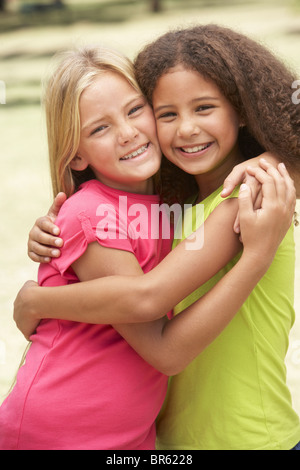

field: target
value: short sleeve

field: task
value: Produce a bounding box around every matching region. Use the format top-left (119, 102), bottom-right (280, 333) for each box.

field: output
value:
top-left (51, 209), bottom-right (93, 281)
top-left (89, 201), bottom-right (135, 254)
top-left (208, 186), bottom-right (240, 213)
top-left (51, 191), bottom-right (135, 281)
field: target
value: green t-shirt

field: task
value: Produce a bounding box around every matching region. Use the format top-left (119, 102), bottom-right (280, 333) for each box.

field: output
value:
top-left (156, 186), bottom-right (300, 450)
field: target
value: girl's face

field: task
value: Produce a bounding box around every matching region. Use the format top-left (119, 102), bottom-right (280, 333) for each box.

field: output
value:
top-left (73, 72), bottom-right (161, 194)
top-left (152, 66), bottom-right (243, 189)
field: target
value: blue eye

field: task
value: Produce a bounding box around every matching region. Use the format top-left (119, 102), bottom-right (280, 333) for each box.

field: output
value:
top-left (129, 105), bottom-right (143, 116)
top-left (90, 125), bottom-right (107, 136)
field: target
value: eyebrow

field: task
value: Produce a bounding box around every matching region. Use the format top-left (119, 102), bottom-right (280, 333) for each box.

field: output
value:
top-left (154, 96), bottom-right (219, 113)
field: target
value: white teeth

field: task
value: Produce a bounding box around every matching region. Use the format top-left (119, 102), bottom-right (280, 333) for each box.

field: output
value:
top-left (181, 144), bottom-right (210, 153)
top-left (121, 144), bottom-right (148, 161)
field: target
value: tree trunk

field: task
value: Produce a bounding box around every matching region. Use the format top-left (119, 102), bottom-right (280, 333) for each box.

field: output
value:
top-left (0, 0), bottom-right (6, 12)
top-left (151, 0), bottom-right (162, 13)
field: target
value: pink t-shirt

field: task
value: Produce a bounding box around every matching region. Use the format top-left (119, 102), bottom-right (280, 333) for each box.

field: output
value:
top-left (0, 180), bottom-right (173, 450)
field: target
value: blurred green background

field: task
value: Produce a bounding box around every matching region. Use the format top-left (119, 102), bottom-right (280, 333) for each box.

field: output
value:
top-left (0, 0), bottom-right (300, 419)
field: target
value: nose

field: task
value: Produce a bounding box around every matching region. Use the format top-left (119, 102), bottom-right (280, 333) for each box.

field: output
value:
top-left (118, 120), bottom-right (138, 145)
top-left (177, 116), bottom-right (200, 139)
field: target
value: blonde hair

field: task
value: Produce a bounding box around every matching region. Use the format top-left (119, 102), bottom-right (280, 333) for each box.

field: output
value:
top-left (44, 45), bottom-right (141, 198)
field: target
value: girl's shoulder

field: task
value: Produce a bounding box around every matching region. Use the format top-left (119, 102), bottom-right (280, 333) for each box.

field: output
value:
top-left (60, 179), bottom-right (160, 217)
top-left (51, 180), bottom-right (107, 243)
top-left (201, 185), bottom-right (240, 217)
top-left (57, 180), bottom-right (115, 221)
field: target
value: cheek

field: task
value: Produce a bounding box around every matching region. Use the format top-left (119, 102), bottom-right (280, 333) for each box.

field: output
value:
top-left (224, 110), bottom-right (240, 139)
top-left (215, 115), bottom-right (240, 148)
top-left (224, 124), bottom-right (240, 149)
top-left (144, 112), bottom-right (159, 144)
top-left (156, 124), bottom-right (171, 154)
top-left (86, 141), bottom-right (113, 167)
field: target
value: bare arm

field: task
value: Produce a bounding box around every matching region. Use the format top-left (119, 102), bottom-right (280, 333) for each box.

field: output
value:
top-left (26, 154), bottom-right (299, 266)
top-left (222, 152), bottom-right (300, 198)
top-left (18, 165), bottom-right (293, 375)
top-left (27, 192), bottom-right (66, 264)
top-left (113, 164), bottom-right (297, 375)
top-left (15, 196), bottom-right (242, 333)
top-left (114, 246), bottom-right (270, 376)
top-left (14, 162), bottom-right (296, 343)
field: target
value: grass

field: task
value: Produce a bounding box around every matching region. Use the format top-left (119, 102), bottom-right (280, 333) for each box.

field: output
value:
top-left (0, 0), bottom-right (300, 418)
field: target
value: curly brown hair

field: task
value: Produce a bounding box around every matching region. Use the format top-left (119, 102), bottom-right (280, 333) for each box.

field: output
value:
top-left (134, 24), bottom-right (300, 204)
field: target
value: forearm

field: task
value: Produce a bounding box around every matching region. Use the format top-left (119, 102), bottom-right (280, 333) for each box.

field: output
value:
top-left (29, 249), bottom-right (225, 325)
top-left (161, 251), bottom-right (270, 374)
top-left (29, 240), bottom-right (238, 326)
top-left (122, 250), bottom-right (270, 376)
top-left (27, 200), bottom-right (241, 325)
top-left (29, 274), bottom-right (165, 324)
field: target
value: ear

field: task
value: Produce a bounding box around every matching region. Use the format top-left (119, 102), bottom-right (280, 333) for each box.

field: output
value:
top-left (70, 155), bottom-right (89, 171)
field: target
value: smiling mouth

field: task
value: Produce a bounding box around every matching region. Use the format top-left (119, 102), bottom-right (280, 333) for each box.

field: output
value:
top-left (179, 143), bottom-right (213, 154)
top-left (120, 143), bottom-right (149, 161)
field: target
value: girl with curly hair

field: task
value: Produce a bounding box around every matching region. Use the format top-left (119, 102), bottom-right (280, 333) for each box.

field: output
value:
top-left (132, 24), bottom-right (300, 450)
top-left (134, 24), bottom-right (300, 207)
top-left (13, 25), bottom-right (300, 450)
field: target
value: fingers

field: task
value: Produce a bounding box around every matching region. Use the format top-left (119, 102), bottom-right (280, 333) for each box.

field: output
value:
top-left (28, 241), bottom-right (61, 264)
top-left (277, 162), bottom-right (297, 214)
top-left (13, 281), bottom-right (40, 340)
top-left (47, 192), bottom-right (67, 221)
top-left (238, 183), bottom-right (254, 214)
top-left (243, 174), bottom-right (262, 210)
top-left (37, 215), bottom-right (61, 237)
top-left (246, 159), bottom-right (296, 231)
top-left (246, 160), bottom-right (281, 204)
top-left (260, 160), bottom-right (287, 203)
top-left (237, 183), bottom-right (254, 242)
top-left (248, 159), bottom-right (296, 211)
top-left (221, 165), bottom-right (246, 198)
top-left (28, 249), bottom-right (51, 264)
top-left (27, 216), bottom-right (63, 263)
top-left (237, 159), bottom-right (296, 260)
top-left (222, 154), bottom-right (282, 199)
